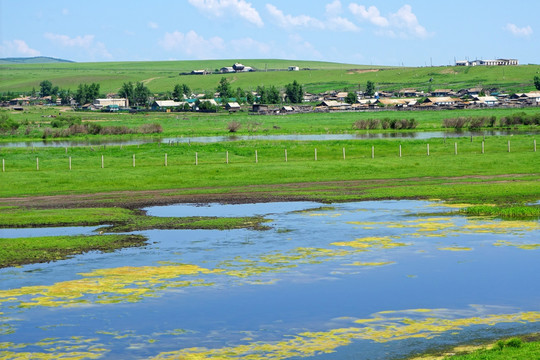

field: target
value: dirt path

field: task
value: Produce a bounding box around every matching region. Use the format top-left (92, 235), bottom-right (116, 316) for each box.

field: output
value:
top-left (1, 174), bottom-right (535, 210)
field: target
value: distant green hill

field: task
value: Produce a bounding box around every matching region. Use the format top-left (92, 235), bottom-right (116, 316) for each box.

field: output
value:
top-left (0, 58), bottom-right (538, 94)
top-left (0, 56), bottom-right (74, 65)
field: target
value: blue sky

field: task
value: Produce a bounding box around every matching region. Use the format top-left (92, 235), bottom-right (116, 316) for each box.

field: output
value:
top-left (1, 0), bottom-right (538, 66)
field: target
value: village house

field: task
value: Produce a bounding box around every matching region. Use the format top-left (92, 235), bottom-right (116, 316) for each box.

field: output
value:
top-left (424, 97), bottom-right (461, 106)
top-left (151, 100), bottom-right (182, 111)
top-left (225, 102), bottom-right (241, 112)
top-left (431, 89), bottom-right (453, 97)
top-left (93, 98), bottom-right (129, 108)
top-left (288, 66), bottom-right (299, 71)
top-left (472, 96), bottom-right (499, 107)
top-left (398, 89), bottom-right (422, 97)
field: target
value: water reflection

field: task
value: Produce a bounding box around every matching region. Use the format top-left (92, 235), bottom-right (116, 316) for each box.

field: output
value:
top-left (1, 200), bottom-right (539, 359)
top-left (1, 129), bottom-right (536, 147)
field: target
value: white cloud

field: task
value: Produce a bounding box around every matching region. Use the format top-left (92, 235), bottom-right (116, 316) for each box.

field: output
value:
top-left (266, 3), bottom-right (357, 32)
top-left (0, 39), bottom-right (40, 57)
top-left (505, 23), bottom-right (533, 37)
top-left (325, 0), bottom-right (342, 17)
top-left (287, 33), bottom-right (322, 59)
top-left (188, 0), bottom-right (263, 27)
top-left (349, 4), bottom-right (430, 38)
top-left (230, 37), bottom-right (271, 55)
top-left (389, 5), bottom-right (430, 38)
top-left (266, 4), bottom-right (324, 29)
top-left (158, 30), bottom-right (225, 59)
top-left (43, 33), bottom-right (112, 59)
top-left (349, 4), bottom-right (389, 27)
top-left (148, 21), bottom-right (159, 29)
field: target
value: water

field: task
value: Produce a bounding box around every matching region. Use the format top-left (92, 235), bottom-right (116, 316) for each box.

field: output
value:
top-left (0, 129), bottom-right (535, 147)
top-left (1, 200), bottom-right (539, 359)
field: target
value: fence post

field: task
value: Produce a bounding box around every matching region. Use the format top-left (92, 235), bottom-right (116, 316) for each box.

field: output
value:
top-left (371, 146), bottom-right (374, 159)
top-left (2, 159), bottom-right (4, 172)
top-left (165, 153), bottom-right (167, 166)
top-left (314, 148), bottom-right (317, 161)
top-left (508, 140), bottom-right (511, 153)
top-left (101, 155), bottom-right (104, 168)
top-left (226, 151), bottom-right (229, 164)
top-left (195, 152), bottom-right (198, 165)
top-left (285, 149), bottom-right (288, 162)
top-left (399, 144), bottom-right (402, 158)
top-left (427, 143), bottom-right (430, 156)
top-left (454, 142), bottom-right (457, 155)
top-left (133, 154), bottom-right (136, 167)
top-left (36, 157), bottom-right (39, 171)
top-left (535, 139), bottom-right (537, 152)
top-left (255, 150), bottom-right (258, 163)
top-left (343, 147), bottom-right (346, 160)
top-left (65, 147), bottom-right (68, 154)
top-left (482, 141), bottom-right (485, 154)
top-left (69, 156), bottom-right (72, 170)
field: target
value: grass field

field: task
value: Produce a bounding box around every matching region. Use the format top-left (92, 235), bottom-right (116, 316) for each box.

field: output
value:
top-left (0, 135), bottom-right (538, 205)
top-left (1, 59), bottom-right (539, 94)
top-left (2, 106), bottom-right (540, 142)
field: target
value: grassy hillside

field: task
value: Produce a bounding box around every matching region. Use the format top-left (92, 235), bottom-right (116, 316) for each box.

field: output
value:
top-left (1, 58), bottom-right (539, 94)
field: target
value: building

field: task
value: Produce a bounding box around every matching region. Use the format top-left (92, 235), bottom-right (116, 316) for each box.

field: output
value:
top-left (225, 102), bottom-right (241, 112)
top-left (191, 70), bottom-right (207, 75)
top-left (288, 66), bottom-right (299, 71)
top-left (93, 98), bottom-right (129, 108)
top-left (457, 59), bottom-right (518, 66)
top-left (424, 97), bottom-right (461, 106)
top-left (220, 67), bottom-right (234, 73)
top-left (431, 89), bottom-right (453, 97)
top-left (151, 100), bottom-right (182, 110)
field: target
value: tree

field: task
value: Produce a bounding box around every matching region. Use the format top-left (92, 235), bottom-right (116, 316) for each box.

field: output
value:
top-left (172, 84), bottom-right (183, 101)
top-left (285, 80), bottom-right (304, 103)
top-left (134, 82), bottom-right (151, 107)
top-left (246, 92), bottom-right (254, 105)
top-left (182, 84), bottom-right (191, 97)
top-left (365, 80), bottom-right (375, 97)
top-left (534, 76), bottom-right (540, 91)
top-left (39, 80), bottom-right (53, 97)
top-left (118, 82), bottom-right (135, 107)
top-left (235, 87), bottom-right (245, 103)
top-left (216, 77), bottom-right (233, 98)
top-left (345, 91), bottom-right (357, 104)
top-left (58, 89), bottom-right (72, 105)
top-left (74, 84), bottom-right (88, 105)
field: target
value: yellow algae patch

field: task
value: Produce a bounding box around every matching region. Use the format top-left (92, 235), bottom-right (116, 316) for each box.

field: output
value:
top-left (437, 247), bottom-right (472, 251)
top-left (428, 203), bottom-right (479, 209)
top-left (344, 261), bottom-right (395, 267)
top-left (0, 336), bottom-right (108, 359)
top-left (463, 220), bottom-right (539, 233)
top-left (494, 240), bottom-right (540, 250)
top-left (389, 218), bottom-right (455, 232)
top-left (0, 264), bottom-right (222, 308)
top-left (331, 236), bottom-right (408, 250)
top-left (219, 247), bottom-right (353, 278)
top-left (149, 308), bottom-right (540, 360)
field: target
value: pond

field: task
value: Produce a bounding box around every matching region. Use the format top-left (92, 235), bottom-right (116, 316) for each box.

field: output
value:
top-left (1, 200), bottom-right (539, 359)
top-left (0, 129), bottom-right (536, 148)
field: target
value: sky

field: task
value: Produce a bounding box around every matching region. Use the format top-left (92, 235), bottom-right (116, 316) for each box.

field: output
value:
top-left (0, 0), bottom-right (538, 66)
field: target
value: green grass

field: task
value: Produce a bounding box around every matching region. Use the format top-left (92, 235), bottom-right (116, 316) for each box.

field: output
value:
top-left (2, 106), bottom-right (539, 142)
top-left (0, 234), bottom-right (147, 268)
top-left (459, 205), bottom-right (540, 218)
top-left (0, 206), bottom-right (270, 232)
top-left (1, 59), bottom-right (539, 94)
top-left (0, 135), bottom-right (538, 205)
top-left (440, 337), bottom-right (540, 359)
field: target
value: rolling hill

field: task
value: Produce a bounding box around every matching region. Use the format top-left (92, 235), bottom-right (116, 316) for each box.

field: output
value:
top-left (0, 56), bottom-right (74, 65)
top-left (0, 58), bottom-right (538, 95)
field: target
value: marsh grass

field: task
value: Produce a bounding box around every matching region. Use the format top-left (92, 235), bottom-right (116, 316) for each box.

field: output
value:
top-left (0, 234), bottom-right (147, 268)
top-left (459, 205), bottom-right (540, 219)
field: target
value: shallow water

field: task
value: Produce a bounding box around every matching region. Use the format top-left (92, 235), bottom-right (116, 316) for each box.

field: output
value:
top-left (1, 200), bottom-right (539, 359)
top-left (1, 129), bottom-right (536, 147)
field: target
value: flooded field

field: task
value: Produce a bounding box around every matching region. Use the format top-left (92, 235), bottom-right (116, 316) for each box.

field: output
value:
top-left (1, 200), bottom-right (539, 359)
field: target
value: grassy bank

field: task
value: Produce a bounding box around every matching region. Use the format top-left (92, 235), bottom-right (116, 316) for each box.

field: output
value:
top-left (0, 234), bottom-right (147, 268)
top-left (2, 106), bottom-right (539, 141)
top-left (409, 335), bottom-right (540, 359)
